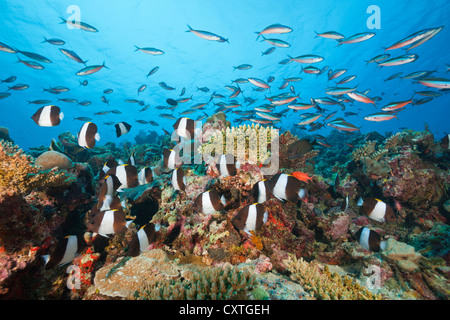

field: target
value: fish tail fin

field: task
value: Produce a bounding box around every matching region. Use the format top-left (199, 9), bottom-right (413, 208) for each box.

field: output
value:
top-left (134, 45), bottom-right (140, 51)
top-left (83, 59), bottom-right (88, 66)
top-left (59, 17), bottom-right (67, 24)
top-left (313, 31), bottom-right (319, 38)
top-left (41, 36), bottom-right (48, 43)
top-left (186, 24), bottom-right (193, 32)
top-left (255, 31), bottom-right (261, 41)
top-left (102, 61), bottom-right (109, 69)
top-left (41, 255), bottom-right (50, 266)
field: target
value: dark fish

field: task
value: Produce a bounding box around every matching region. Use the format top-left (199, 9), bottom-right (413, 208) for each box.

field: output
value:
top-left (128, 223), bottom-right (159, 257)
top-left (357, 197), bottom-right (396, 222)
top-left (41, 235), bottom-right (85, 268)
top-left (440, 134), bottom-right (450, 150)
top-left (171, 168), bottom-right (186, 191)
top-left (99, 159), bottom-right (119, 180)
top-left (354, 227), bottom-right (386, 252)
top-left (287, 139), bottom-right (317, 159)
top-left (269, 173), bottom-right (307, 202)
top-left (193, 190), bottom-right (226, 214)
top-left (166, 98), bottom-right (178, 106)
top-left (105, 164), bottom-right (139, 191)
top-left (232, 203), bottom-right (268, 234)
top-left (173, 117), bottom-right (195, 139)
top-left (115, 122), bottom-right (132, 137)
top-left (103, 88), bottom-right (113, 94)
top-left (216, 154), bottom-right (241, 177)
top-left (138, 167), bottom-right (154, 185)
top-left (249, 180), bottom-right (272, 204)
top-left (97, 174), bottom-right (122, 211)
top-left (163, 148), bottom-right (182, 170)
top-left (77, 122), bottom-right (100, 148)
top-left (87, 208), bottom-right (132, 237)
top-left (31, 105), bottom-right (64, 127)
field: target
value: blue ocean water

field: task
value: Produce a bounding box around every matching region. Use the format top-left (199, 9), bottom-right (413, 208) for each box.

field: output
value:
top-left (0, 0), bottom-right (449, 151)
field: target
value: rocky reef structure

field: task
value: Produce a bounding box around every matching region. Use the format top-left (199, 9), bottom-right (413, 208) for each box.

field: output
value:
top-left (0, 123), bottom-right (449, 300)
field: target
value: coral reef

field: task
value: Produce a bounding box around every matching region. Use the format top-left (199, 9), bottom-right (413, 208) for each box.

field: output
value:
top-left (0, 124), bottom-right (449, 301)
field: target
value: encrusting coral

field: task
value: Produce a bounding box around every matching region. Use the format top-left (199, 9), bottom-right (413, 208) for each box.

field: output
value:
top-left (0, 140), bottom-right (74, 198)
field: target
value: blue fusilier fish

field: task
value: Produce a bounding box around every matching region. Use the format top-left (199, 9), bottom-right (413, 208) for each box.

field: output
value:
top-left (60, 17), bottom-right (98, 32)
top-left (60, 48), bottom-right (87, 65)
top-left (337, 32), bottom-right (375, 45)
top-left (255, 23), bottom-right (293, 40)
top-left (232, 203), bottom-right (268, 235)
top-left (417, 77), bottom-right (450, 89)
top-left (288, 54), bottom-right (324, 64)
top-left (76, 62), bottom-right (108, 75)
top-left (17, 50), bottom-right (52, 63)
top-left (314, 30), bottom-right (345, 40)
top-left (377, 54), bottom-right (418, 67)
top-left (134, 45), bottom-right (164, 55)
top-left (42, 37), bottom-right (65, 45)
top-left (260, 36), bottom-right (290, 48)
top-left (0, 41), bottom-right (16, 53)
top-left (186, 25), bottom-right (228, 43)
top-left (17, 58), bottom-right (45, 70)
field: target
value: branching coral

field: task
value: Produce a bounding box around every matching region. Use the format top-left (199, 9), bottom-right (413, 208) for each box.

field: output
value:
top-left (199, 123), bottom-right (278, 166)
top-left (283, 254), bottom-right (382, 300)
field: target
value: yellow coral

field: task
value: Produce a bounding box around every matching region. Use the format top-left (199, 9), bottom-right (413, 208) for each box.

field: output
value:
top-left (283, 254), bottom-right (382, 300)
top-left (0, 140), bottom-right (73, 197)
top-left (351, 140), bottom-right (377, 162)
top-left (200, 123), bottom-right (278, 165)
